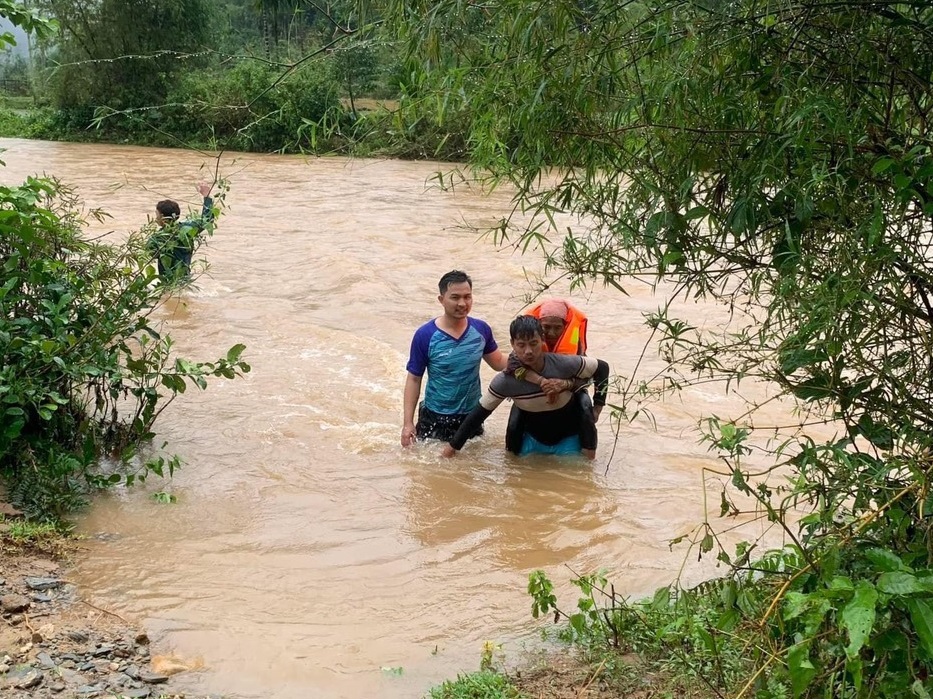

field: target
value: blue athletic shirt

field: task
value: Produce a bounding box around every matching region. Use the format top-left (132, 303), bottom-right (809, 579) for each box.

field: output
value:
top-left (406, 317), bottom-right (498, 416)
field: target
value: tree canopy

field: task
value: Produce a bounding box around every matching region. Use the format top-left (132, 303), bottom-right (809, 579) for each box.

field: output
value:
top-left (383, 0), bottom-right (933, 694)
top-left (37, 0), bottom-right (213, 110)
top-left (384, 0), bottom-right (933, 490)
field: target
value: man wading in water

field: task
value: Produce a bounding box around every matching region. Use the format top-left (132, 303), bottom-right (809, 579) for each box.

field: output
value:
top-left (147, 181), bottom-right (215, 283)
top-left (504, 298), bottom-right (598, 454)
top-left (401, 270), bottom-right (508, 446)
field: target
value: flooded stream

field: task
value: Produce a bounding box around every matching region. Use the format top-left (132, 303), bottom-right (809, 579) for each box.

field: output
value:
top-left (0, 138), bottom-right (784, 698)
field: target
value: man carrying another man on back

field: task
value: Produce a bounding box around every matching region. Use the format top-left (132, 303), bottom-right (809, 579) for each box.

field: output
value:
top-left (505, 298), bottom-right (596, 454)
top-left (401, 270), bottom-right (508, 446)
top-left (442, 315), bottom-right (610, 459)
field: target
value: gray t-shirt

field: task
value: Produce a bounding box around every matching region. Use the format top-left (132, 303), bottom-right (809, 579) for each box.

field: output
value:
top-left (479, 354), bottom-right (599, 413)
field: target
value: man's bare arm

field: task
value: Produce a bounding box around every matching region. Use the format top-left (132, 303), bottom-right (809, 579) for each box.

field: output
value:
top-left (442, 403), bottom-right (495, 456)
top-left (401, 373), bottom-right (423, 446)
top-left (483, 349), bottom-right (508, 372)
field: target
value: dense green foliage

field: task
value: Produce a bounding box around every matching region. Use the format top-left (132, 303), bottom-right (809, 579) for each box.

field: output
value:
top-left (0, 0), bottom-right (419, 154)
top-left (383, 0), bottom-right (933, 696)
top-left (0, 175), bottom-right (250, 520)
top-left (165, 60), bottom-right (342, 152)
top-left (38, 0), bottom-right (212, 110)
top-left (529, 554), bottom-right (933, 699)
top-left (0, 0), bottom-right (468, 157)
top-left (529, 569), bottom-right (754, 695)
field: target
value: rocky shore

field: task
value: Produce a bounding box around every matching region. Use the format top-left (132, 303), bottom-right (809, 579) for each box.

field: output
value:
top-left (0, 527), bottom-right (210, 699)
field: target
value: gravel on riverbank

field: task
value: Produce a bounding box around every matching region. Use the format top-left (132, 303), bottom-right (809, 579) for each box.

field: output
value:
top-left (0, 513), bottom-right (215, 699)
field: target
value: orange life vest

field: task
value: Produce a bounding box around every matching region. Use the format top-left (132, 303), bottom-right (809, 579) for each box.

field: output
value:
top-left (527, 302), bottom-right (589, 355)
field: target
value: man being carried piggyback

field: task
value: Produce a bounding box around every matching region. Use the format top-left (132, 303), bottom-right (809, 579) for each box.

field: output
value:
top-left (505, 297), bottom-right (595, 454)
top-left (442, 315), bottom-right (610, 460)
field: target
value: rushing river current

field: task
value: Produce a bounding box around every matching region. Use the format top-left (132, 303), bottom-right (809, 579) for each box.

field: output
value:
top-left (0, 138), bottom-right (784, 698)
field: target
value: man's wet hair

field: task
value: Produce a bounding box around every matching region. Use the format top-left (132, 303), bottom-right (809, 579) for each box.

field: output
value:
top-left (438, 270), bottom-right (472, 295)
top-left (156, 199), bottom-right (181, 221)
top-left (510, 315), bottom-right (543, 341)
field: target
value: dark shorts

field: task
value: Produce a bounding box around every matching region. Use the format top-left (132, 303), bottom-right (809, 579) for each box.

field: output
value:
top-left (416, 403), bottom-right (484, 443)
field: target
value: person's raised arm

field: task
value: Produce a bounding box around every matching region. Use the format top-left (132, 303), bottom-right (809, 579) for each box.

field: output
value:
top-left (196, 181), bottom-right (214, 226)
top-left (401, 372), bottom-right (423, 446)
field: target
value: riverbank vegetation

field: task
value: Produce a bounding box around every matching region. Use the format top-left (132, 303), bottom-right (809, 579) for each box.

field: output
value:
top-left (0, 0), bottom-right (464, 158)
top-left (3, 0), bottom-right (933, 696)
top-left (0, 171), bottom-right (251, 521)
top-left (0, 0), bottom-right (250, 524)
top-left (384, 0), bottom-right (933, 696)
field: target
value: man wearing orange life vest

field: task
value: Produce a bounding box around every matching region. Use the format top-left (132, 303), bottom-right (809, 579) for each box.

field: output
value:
top-left (505, 299), bottom-right (600, 454)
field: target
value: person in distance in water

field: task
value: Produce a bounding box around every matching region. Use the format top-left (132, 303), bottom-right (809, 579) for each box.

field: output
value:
top-left (146, 181), bottom-right (214, 283)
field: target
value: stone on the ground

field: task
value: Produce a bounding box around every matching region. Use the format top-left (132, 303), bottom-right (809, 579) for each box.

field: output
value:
top-left (55, 667), bottom-right (88, 686)
top-left (0, 550), bottom-right (188, 699)
top-left (152, 656), bottom-right (191, 676)
top-left (118, 688), bottom-right (151, 698)
top-left (0, 594), bottom-right (30, 614)
top-left (104, 671), bottom-right (127, 687)
top-left (138, 671), bottom-right (169, 684)
top-left (24, 577), bottom-right (62, 591)
top-left (3, 664), bottom-right (44, 689)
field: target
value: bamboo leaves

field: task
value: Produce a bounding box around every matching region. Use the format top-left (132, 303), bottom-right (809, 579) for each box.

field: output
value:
top-left (389, 0), bottom-right (933, 694)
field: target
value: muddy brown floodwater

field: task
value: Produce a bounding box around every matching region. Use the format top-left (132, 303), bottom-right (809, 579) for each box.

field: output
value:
top-left (0, 138), bottom-right (791, 698)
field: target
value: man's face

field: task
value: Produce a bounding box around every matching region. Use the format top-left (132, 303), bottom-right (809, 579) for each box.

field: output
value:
top-left (155, 209), bottom-right (165, 226)
top-left (539, 316), bottom-right (566, 345)
top-left (511, 332), bottom-right (545, 367)
top-left (438, 281), bottom-right (473, 320)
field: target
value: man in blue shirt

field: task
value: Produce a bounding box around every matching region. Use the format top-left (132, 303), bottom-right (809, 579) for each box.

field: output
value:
top-left (401, 270), bottom-right (508, 446)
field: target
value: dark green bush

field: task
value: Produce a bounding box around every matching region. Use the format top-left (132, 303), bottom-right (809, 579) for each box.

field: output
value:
top-left (165, 60), bottom-right (344, 152)
top-left (0, 176), bottom-right (249, 520)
